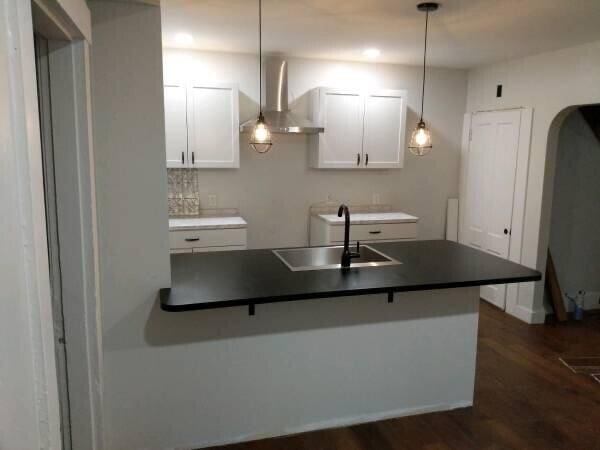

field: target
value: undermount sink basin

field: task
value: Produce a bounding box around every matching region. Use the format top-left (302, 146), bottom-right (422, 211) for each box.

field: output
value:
top-left (272, 245), bottom-right (401, 271)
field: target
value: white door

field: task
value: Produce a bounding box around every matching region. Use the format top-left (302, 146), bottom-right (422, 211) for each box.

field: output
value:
top-left (187, 83), bottom-right (240, 168)
top-left (362, 90), bottom-right (407, 169)
top-left (463, 110), bottom-right (522, 309)
top-left (164, 84), bottom-right (188, 168)
top-left (317, 89), bottom-right (365, 168)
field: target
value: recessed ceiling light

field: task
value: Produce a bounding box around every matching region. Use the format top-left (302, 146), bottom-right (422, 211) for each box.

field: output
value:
top-left (175, 33), bottom-right (194, 46)
top-left (363, 48), bottom-right (381, 59)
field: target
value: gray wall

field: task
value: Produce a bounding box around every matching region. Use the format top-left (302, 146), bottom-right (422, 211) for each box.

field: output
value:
top-left (90, 4), bottom-right (471, 448)
top-left (88, 1), bottom-right (171, 446)
top-left (549, 109), bottom-right (600, 301)
top-left (163, 49), bottom-right (468, 248)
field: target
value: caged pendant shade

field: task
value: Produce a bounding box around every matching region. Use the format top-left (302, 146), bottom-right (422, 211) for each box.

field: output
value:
top-left (409, 120), bottom-right (432, 156)
top-left (408, 2), bottom-right (438, 156)
top-left (250, 0), bottom-right (273, 153)
top-left (250, 112), bottom-right (272, 153)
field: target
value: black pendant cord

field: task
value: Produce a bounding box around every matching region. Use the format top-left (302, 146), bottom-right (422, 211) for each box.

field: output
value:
top-left (419, 9), bottom-right (429, 123)
top-left (258, 0), bottom-right (263, 117)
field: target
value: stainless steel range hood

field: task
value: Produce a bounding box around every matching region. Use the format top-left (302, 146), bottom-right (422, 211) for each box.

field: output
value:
top-left (240, 58), bottom-right (324, 134)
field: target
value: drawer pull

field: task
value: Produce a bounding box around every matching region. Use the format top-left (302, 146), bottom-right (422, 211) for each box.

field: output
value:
top-left (184, 238), bottom-right (200, 242)
top-left (368, 230), bottom-right (382, 235)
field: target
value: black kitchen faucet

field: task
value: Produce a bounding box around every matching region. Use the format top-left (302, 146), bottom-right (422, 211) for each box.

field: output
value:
top-left (337, 204), bottom-right (361, 268)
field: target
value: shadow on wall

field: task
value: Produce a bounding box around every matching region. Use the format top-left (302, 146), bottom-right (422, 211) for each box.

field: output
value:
top-left (101, 289), bottom-right (474, 350)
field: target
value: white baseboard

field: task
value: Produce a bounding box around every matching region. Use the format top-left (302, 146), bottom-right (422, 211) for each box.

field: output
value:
top-left (176, 401), bottom-right (473, 450)
top-left (509, 304), bottom-right (547, 324)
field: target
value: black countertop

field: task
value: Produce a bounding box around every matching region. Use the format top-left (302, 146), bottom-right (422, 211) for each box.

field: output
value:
top-left (160, 240), bottom-right (541, 312)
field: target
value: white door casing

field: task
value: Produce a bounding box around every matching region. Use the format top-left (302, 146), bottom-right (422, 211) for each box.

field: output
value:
top-left (461, 109), bottom-right (523, 310)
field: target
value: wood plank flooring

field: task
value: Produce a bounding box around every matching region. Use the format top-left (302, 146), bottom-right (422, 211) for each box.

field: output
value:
top-left (204, 302), bottom-right (600, 450)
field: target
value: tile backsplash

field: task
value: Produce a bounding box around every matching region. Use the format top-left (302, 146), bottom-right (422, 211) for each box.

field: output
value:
top-left (167, 169), bottom-right (201, 216)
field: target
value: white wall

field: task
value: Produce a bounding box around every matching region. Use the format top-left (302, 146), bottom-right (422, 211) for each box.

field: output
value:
top-left (88, 0), bottom-right (171, 447)
top-left (0, 1), bottom-right (61, 448)
top-left (466, 40), bottom-right (600, 323)
top-left (163, 49), bottom-right (468, 248)
top-left (549, 110), bottom-right (600, 305)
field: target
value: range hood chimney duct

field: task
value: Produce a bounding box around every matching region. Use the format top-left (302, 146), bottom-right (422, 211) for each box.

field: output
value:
top-left (241, 58), bottom-right (324, 134)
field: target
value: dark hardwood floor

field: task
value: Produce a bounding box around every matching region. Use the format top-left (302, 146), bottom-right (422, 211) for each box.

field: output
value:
top-left (204, 301), bottom-right (600, 450)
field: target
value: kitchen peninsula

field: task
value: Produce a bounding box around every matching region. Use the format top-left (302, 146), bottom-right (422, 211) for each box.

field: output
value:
top-left (158, 240), bottom-right (540, 447)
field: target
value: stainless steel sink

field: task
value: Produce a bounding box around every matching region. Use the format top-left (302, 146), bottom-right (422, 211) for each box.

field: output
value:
top-left (272, 245), bottom-right (401, 271)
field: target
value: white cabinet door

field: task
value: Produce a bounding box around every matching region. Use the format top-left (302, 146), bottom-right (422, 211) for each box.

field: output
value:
top-left (362, 90), bottom-right (407, 169)
top-left (316, 88), bottom-right (364, 168)
top-left (187, 83), bottom-right (239, 168)
top-left (462, 110), bottom-right (522, 310)
top-left (164, 84), bottom-right (188, 168)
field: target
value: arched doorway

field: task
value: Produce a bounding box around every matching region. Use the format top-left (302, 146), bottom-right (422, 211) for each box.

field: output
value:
top-left (543, 105), bottom-right (600, 316)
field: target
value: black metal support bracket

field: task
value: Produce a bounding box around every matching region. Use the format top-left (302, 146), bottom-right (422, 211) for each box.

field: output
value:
top-left (388, 291), bottom-right (394, 303)
top-left (249, 304), bottom-right (255, 316)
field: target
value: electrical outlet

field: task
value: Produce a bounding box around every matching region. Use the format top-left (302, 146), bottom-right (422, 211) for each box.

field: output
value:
top-left (372, 193), bottom-right (381, 205)
top-left (208, 194), bottom-right (217, 208)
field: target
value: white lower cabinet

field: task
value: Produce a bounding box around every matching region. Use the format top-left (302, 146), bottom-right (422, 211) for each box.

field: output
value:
top-left (169, 228), bottom-right (247, 254)
top-left (310, 213), bottom-right (418, 246)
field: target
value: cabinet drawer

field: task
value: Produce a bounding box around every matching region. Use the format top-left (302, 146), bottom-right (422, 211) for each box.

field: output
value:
top-left (330, 222), bottom-right (417, 242)
top-left (169, 228), bottom-right (247, 250)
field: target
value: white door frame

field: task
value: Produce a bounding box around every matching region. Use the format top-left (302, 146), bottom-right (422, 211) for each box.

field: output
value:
top-left (459, 108), bottom-right (534, 320)
top-left (0, 0), bottom-right (103, 449)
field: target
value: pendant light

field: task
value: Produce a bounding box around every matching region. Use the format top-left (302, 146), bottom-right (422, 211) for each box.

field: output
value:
top-left (409, 2), bottom-right (438, 156)
top-left (250, 0), bottom-right (273, 153)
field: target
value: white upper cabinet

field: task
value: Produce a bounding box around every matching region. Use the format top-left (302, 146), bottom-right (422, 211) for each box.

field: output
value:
top-left (163, 82), bottom-right (239, 169)
top-left (313, 89), bottom-right (365, 168)
top-left (164, 84), bottom-right (188, 168)
top-left (309, 87), bottom-right (407, 169)
top-left (362, 90), bottom-right (406, 169)
top-left (187, 83), bottom-right (239, 168)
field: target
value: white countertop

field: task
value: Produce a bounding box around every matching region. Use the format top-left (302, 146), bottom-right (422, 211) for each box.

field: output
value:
top-left (169, 216), bottom-right (247, 231)
top-left (317, 212), bottom-right (418, 225)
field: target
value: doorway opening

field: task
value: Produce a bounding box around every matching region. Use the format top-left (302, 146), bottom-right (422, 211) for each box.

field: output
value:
top-left (546, 105), bottom-right (600, 317)
top-left (34, 33), bottom-right (72, 450)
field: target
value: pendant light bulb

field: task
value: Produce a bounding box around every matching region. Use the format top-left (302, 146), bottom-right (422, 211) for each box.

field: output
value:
top-left (409, 2), bottom-right (438, 157)
top-left (250, 112), bottom-right (272, 153)
top-left (250, 0), bottom-right (273, 153)
top-left (409, 120), bottom-right (432, 156)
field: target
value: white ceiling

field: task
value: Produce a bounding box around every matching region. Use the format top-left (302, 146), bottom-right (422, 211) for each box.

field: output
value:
top-left (161, 0), bottom-right (600, 69)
